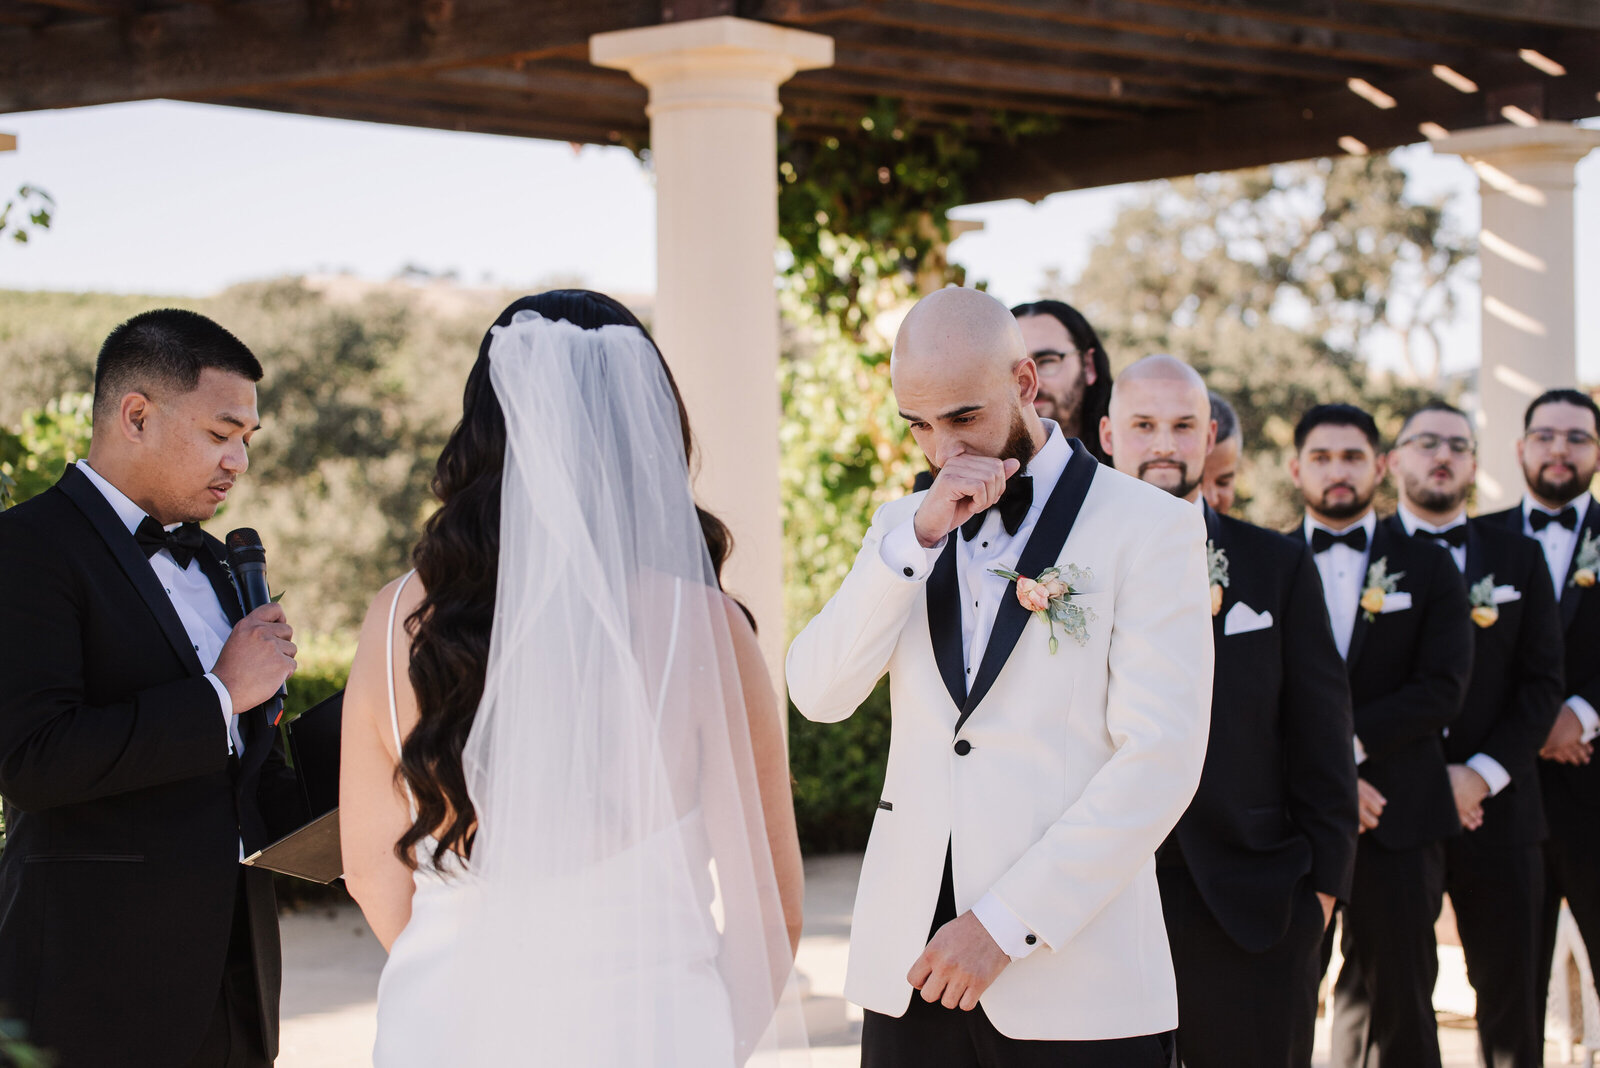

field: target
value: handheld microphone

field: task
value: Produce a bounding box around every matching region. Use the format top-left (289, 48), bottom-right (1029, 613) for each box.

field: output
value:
top-left (226, 527), bottom-right (289, 727)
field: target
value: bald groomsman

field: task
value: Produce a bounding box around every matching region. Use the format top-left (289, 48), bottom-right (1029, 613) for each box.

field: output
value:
top-left (1479, 388), bottom-right (1600, 1023)
top-left (1391, 400), bottom-right (1562, 1068)
top-left (1289, 403), bottom-right (1472, 1068)
top-left (1102, 357), bottom-right (1358, 1068)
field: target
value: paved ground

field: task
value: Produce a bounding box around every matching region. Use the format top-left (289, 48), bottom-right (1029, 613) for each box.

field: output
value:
top-left (277, 853), bottom-right (1577, 1066)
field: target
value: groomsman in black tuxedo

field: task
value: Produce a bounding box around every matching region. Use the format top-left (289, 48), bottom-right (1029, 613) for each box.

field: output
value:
top-left (0, 310), bottom-right (304, 1067)
top-left (1479, 388), bottom-right (1600, 1023)
top-left (1288, 403), bottom-right (1472, 1068)
top-left (1101, 358), bottom-right (1358, 1067)
top-left (1391, 400), bottom-right (1564, 1068)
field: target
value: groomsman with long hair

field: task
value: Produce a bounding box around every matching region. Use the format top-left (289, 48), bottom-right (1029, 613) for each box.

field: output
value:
top-left (1391, 400), bottom-right (1563, 1068)
top-left (1102, 358), bottom-right (1358, 1068)
top-left (1478, 388), bottom-right (1600, 1024)
top-left (1288, 403), bottom-right (1472, 1068)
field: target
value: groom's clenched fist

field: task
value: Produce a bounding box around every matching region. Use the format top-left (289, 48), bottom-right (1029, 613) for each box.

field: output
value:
top-left (907, 911), bottom-right (1011, 1011)
top-left (913, 452), bottom-right (1022, 549)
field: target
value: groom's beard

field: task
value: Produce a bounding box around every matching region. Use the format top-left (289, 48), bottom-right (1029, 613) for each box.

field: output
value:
top-left (928, 409), bottom-right (1038, 480)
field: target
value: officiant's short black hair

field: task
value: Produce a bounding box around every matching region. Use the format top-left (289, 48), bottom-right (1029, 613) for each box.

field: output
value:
top-left (1294, 403), bottom-right (1381, 452)
top-left (93, 309), bottom-right (262, 421)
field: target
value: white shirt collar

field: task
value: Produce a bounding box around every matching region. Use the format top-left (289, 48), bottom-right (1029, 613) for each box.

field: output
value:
top-left (1305, 508), bottom-right (1378, 542)
top-left (1397, 502), bottom-right (1466, 536)
top-left (75, 459), bottom-right (157, 536)
top-left (1021, 419), bottom-right (1072, 507)
top-left (1524, 490), bottom-right (1592, 522)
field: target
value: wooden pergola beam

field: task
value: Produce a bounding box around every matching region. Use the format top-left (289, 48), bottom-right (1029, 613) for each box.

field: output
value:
top-left (0, 0), bottom-right (658, 112)
top-left (1354, 0), bottom-right (1600, 32)
top-left (968, 57), bottom-right (1599, 201)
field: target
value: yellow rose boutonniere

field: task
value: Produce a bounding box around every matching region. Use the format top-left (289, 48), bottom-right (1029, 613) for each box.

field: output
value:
top-left (1361, 557), bottom-right (1404, 622)
top-left (1468, 574), bottom-right (1499, 629)
top-left (1206, 540), bottom-right (1230, 617)
top-left (1572, 530), bottom-right (1599, 589)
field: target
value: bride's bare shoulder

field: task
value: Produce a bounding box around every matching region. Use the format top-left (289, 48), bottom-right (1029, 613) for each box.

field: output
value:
top-left (356, 572), bottom-right (429, 648)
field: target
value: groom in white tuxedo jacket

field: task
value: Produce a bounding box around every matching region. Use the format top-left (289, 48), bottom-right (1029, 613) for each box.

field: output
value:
top-left (788, 289), bottom-right (1213, 1066)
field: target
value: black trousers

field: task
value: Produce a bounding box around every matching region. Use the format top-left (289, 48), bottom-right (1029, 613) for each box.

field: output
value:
top-left (1327, 837), bottom-right (1447, 1068)
top-left (1446, 836), bottom-right (1544, 1068)
top-left (180, 872), bottom-right (271, 1068)
top-left (860, 846), bottom-right (1174, 1068)
top-left (1158, 864), bottom-right (1325, 1068)
top-left (1539, 818), bottom-right (1600, 1033)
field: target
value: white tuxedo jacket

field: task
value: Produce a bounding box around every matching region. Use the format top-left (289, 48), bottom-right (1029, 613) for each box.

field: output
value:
top-left (786, 447), bottom-right (1213, 1040)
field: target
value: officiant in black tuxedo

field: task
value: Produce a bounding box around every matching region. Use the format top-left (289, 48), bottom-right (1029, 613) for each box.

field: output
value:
top-left (0, 310), bottom-right (304, 1068)
top-left (1288, 403), bottom-right (1472, 1068)
top-left (1391, 400), bottom-right (1563, 1068)
top-left (1478, 388), bottom-right (1600, 1026)
top-left (1102, 357), bottom-right (1357, 1068)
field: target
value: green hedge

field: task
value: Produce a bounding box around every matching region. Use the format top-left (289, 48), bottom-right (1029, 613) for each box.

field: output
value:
top-left (788, 679), bottom-right (890, 855)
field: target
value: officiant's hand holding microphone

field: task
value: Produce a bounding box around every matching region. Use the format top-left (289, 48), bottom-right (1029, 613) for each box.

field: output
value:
top-left (913, 447), bottom-right (1022, 549)
top-left (213, 605), bottom-right (298, 712)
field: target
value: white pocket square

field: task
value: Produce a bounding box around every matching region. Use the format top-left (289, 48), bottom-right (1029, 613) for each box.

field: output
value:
top-left (1492, 585), bottom-right (1521, 605)
top-left (1379, 591), bottom-right (1413, 613)
top-left (1223, 601), bottom-right (1274, 636)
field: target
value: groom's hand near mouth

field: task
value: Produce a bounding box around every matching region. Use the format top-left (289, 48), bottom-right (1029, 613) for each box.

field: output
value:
top-left (908, 913), bottom-right (1012, 1011)
top-left (913, 450), bottom-right (1021, 549)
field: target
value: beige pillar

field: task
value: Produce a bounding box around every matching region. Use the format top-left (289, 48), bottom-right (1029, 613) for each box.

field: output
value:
top-left (1434, 123), bottom-right (1600, 509)
top-left (592, 18), bottom-right (832, 689)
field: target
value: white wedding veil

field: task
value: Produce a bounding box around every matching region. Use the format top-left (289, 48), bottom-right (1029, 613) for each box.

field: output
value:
top-left (445, 310), bottom-right (807, 1065)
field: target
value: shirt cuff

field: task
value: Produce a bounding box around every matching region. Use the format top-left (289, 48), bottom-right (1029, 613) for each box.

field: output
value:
top-left (971, 892), bottom-right (1040, 960)
top-left (878, 517), bottom-right (945, 582)
top-left (1465, 753), bottom-right (1512, 797)
top-left (1568, 696), bottom-right (1600, 743)
top-left (1353, 736), bottom-right (1367, 766)
top-left (205, 672), bottom-right (235, 754)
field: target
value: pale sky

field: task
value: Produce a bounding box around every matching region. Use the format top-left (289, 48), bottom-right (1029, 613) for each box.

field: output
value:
top-left (1, 100), bottom-right (1596, 380)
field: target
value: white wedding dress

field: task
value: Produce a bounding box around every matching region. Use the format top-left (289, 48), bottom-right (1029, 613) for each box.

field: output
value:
top-left (367, 312), bottom-right (803, 1067)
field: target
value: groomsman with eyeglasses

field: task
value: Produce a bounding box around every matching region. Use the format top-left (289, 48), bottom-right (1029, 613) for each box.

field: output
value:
top-left (1390, 400), bottom-right (1564, 1068)
top-left (1288, 403), bottom-right (1473, 1068)
top-left (1479, 388), bottom-right (1600, 1024)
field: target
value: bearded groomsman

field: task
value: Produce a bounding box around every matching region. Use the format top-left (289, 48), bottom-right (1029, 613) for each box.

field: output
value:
top-left (1288, 403), bottom-right (1472, 1068)
top-left (1101, 357), bottom-right (1357, 1068)
top-left (1390, 400), bottom-right (1563, 1068)
top-left (1479, 388), bottom-right (1600, 1019)
top-left (1201, 391), bottom-right (1243, 514)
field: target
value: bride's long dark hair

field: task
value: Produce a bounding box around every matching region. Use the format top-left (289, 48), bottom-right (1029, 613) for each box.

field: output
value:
top-left (396, 290), bottom-right (741, 871)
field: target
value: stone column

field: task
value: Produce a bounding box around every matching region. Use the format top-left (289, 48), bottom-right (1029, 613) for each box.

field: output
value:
top-left (1434, 123), bottom-right (1600, 509)
top-left (592, 17), bottom-right (832, 690)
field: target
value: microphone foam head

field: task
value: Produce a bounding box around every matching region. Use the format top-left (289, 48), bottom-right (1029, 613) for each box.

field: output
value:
top-left (226, 527), bottom-right (266, 565)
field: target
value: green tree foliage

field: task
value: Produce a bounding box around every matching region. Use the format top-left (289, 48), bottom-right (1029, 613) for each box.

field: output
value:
top-left (0, 394), bottom-right (92, 509)
top-left (1057, 153), bottom-right (1467, 530)
top-left (0, 184), bottom-right (52, 245)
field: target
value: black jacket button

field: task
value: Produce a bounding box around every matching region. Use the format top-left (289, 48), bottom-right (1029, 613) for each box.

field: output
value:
top-left (954, 739), bottom-right (971, 755)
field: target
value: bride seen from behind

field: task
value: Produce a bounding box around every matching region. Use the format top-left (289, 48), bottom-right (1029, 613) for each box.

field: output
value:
top-left (340, 291), bottom-right (807, 1066)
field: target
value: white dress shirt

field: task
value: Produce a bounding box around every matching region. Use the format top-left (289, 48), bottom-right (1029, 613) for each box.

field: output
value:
top-left (877, 421), bottom-right (1073, 960)
top-left (1522, 492), bottom-right (1599, 740)
top-left (1395, 504), bottom-right (1510, 796)
top-left (76, 460), bottom-right (239, 755)
top-left (1306, 510), bottom-right (1378, 766)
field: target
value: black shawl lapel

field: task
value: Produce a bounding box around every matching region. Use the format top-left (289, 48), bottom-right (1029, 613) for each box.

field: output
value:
top-left (1204, 502), bottom-right (1227, 639)
top-left (197, 540), bottom-right (245, 626)
top-left (1560, 498), bottom-right (1600, 629)
top-left (954, 440), bottom-right (1100, 736)
top-left (1464, 518), bottom-right (1487, 586)
top-left (926, 534), bottom-right (967, 712)
top-left (57, 465), bottom-right (206, 678)
top-left (1346, 517), bottom-right (1393, 670)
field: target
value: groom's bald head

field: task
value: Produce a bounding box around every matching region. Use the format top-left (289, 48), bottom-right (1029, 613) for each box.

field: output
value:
top-left (891, 288), bottom-right (1046, 472)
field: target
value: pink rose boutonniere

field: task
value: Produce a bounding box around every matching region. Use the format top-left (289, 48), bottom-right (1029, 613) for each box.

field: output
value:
top-left (990, 564), bottom-right (1095, 654)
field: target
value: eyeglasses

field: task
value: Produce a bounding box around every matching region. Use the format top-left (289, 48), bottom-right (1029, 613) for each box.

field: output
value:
top-left (1525, 427), bottom-right (1600, 449)
top-left (1396, 432), bottom-right (1475, 456)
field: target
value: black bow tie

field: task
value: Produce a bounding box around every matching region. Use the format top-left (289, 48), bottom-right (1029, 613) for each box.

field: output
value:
top-left (1530, 506), bottom-right (1578, 533)
top-left (134, 516), bottom-right (205, 569)
top-left (1418, 524), bottom-right (1468, 549)
top-left (961, 476), bottom-right (1034, 541)
top-left (1311, 526), bottom-right (1368, 554)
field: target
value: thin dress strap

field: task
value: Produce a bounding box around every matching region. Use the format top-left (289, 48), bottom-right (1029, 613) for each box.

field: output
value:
top-left (386, 571), bottom-right (417, 812)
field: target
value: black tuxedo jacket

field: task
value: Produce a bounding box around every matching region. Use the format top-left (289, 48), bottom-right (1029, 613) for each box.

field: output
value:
top-left (1482, 499), bottom-right (1600, 839)
top-left (0, 465), bottom-right (305, 1068)
top-left (1424, 518), bottom-right (1564, 848)
top-left (1298, 514), bottom-right (1473, 852)
top-left (1165, 507), bottom-right (1358, 952)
